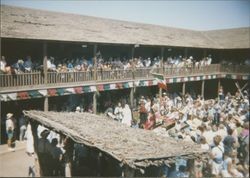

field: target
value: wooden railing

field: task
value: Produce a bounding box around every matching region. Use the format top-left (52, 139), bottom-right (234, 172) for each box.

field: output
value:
top-left (0, 64), bottom-right (249, 89)
top-left (97, 69), bottom-right (133, 81)
top-left (163, 64), bottom-right (221, 76)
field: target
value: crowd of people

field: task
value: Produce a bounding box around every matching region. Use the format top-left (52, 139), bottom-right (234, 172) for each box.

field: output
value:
top-left (1, 54), bottom-right (215, 75)
top-left (4, 85), bottom-right (249, 177)
top-left (100, 87), bottom-right (249, 177)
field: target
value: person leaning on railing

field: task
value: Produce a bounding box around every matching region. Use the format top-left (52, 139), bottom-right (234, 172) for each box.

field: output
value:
top-left (0, 56), bottom-right (12, 74)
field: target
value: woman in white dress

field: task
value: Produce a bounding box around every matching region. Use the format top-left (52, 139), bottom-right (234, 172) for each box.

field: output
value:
top-left (26, 123), bottom-right (34, 155)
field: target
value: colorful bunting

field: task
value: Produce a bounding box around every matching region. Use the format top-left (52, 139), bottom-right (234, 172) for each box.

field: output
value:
top-left (1, 74), bottom-right (249, 102)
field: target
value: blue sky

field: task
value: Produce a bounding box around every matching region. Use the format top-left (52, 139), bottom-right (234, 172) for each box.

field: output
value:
top-left (1, 0), bottom-right (250, 30)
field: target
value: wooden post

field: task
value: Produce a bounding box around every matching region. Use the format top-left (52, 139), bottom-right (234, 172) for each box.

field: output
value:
top-left (93, 92), bottom-right (97, 114)
top-left (130, 87), bottom-right (134, 109)
top-left (93, 44), bottom-right (97, 81)
top-left (44, 96), bottom-right (48, 111)
top-left (201, 80), bottom-right (205, 99)
top-left (43, 42), bottom-right (49, 112)
top-left (218, 79), bottom-right (221, 98)
top-left (182, 82), bottom-right (186, 97)
top-left (93, 44), bottom-right (98, 114)
top-left (130, 46), bottom-right (135, 108)
top-left (159, 47), bottom-right (165, 98)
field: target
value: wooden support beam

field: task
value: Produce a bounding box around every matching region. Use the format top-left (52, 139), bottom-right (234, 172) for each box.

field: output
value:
top-left (182, 82), bottom-right (186, 97)
top-left (93, 92), bottom-right (97, 114)
top-left (130, 87), bottom-right (134, 109)
top-left (159, 47), bottom-right (164, 99)
top-left (130, 46), bottom-right (135, 109)
top-left (217, 79), bottom-right (221, 98)
top-left (93, 44), bottom-right (97, 81)
top-left (43, 41), bottom-right (48, 85)
top-left (235, 82), bottom-right (244, 98)
top-left (241, 83), bottom-right (248, 91)
top-left (44, 96), bottom-right (48, 112)
top-left (201, 80), bottom-right (205, 99)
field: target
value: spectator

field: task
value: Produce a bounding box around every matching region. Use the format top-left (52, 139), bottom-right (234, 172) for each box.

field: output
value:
top-left (24, 56), bottom-right (33, 72)
top-left (5, 113), bottom-right (15, 151)
top-left (50, 138), bottom-right (63, 176)
top-left (121, 100), bottom-right (132, 127)
top-left (19, 114), bottom-right (27, 141)
top-left (210, 135), bottom-right (224, 177)
top-left (37, 129), bottom-right (53, 176)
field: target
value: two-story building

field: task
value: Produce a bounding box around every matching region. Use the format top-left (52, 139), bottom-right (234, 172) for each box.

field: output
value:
top-left (1, 5), bottom-right (249, 143)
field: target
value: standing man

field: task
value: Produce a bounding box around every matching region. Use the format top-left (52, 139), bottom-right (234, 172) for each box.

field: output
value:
top-left (5, 113), bottom-right (15, 151)
top-left (19, 114), bottom-right (27, 141)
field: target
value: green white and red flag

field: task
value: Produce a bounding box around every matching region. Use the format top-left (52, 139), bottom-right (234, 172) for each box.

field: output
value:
top-left (152, 73), bottom-right (167, 90)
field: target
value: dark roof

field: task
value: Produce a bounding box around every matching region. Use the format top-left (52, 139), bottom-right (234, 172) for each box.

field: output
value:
top-left (24, 110), bottom-right (207, 170)
top-left (1, 5), bottom-right (249, 49)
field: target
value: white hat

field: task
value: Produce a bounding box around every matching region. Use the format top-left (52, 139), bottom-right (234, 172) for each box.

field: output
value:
top-left (6, 113), bottom-right (13, 119)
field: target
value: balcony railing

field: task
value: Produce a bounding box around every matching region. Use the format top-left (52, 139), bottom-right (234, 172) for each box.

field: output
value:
top-left (0, 64), bottom-right (249, 90)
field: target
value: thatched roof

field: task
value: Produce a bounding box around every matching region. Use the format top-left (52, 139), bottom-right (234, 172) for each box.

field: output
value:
top-left (24, 110), bottom-right (207, 170)
top-left (203, 28), bottom-right (250, 49)
top-left (1, 5), bottom-right (249, 49)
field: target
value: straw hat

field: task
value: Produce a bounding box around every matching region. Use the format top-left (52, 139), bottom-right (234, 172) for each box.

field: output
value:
top-left (6, 113), bottom-right (13, 119)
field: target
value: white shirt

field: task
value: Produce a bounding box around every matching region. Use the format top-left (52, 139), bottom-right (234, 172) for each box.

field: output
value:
top-left (121, 104), bottom-right (132, 127)
top-left (6, 119), bottom-right (14, 130)
top-left (203, 130), bottom-right (215, 145)
top-left (212, 145), bottom-right (224, 161)
top-left (0, 60), bottom-right (6, 71)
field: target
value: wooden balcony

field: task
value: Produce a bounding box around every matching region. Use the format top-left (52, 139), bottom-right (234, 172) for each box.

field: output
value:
top-left (0, 64), bottom-right (249, 92)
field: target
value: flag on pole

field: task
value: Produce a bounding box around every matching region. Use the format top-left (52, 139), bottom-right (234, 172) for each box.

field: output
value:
top-left (152, 73), bottom-right (167, 90)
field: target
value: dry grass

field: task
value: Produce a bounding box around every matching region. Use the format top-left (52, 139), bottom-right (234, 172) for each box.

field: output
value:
top-left (24, 110), bottom-right (207, 169)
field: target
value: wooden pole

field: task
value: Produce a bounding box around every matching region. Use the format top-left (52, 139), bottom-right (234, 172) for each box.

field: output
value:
top-left (217, 79), bottom-right (221, 98)
top-left (182, 82), bottom-right (186, 97)
top-left (44, 96), bottom-right (48, 111)
top-left (93, 44), bottom-right (98, 114)
top-left (201, 80), bottom-right (205, 99)
top-left (93, 44), bottom-right (97, 81)
top-left (93, 92), bottom-right (97, 114)
top-left (130, 46), bottom-right (135, 108)
top-left (130, 87), bottom-right (134, 109)
top-left (43, 42), bottom-right (48, 112)
top-left (159, 47), bottom-right (164, 98)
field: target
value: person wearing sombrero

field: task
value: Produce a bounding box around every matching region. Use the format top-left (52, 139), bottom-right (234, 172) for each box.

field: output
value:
top-left (6, 113), bottom-right (15, 151)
